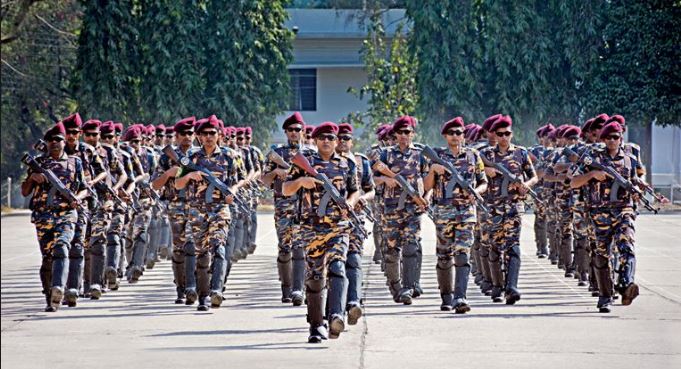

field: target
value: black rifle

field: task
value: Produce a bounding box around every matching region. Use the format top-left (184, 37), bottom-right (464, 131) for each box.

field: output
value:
top-left (162, 145), bottom-right (248, 213)
top-left (480, 155), bottom-right (542, 204)
top-left (134, 176), bottom-right (167, 212)
top-left (421, 146), bottom-right (489, 212)
top-left (562, 147), bottom-right (658, 213)
top-left (22, 153), bottom-right (85, 212)
top-left (94, 182), bottom-right (126, 209)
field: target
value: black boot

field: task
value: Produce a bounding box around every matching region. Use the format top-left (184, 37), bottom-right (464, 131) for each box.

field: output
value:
top-left (277, 252), bottom-right (293, 303)
top-left (184, 244), bottom-right (198, 305)
top-left (504, 246), bottom-right (521, 305)
top-left (453, 254), bottom-right (471, 313)
top-left (488, 249), bottom-right (504, 303)
top-left (291, 247), bottom-right (306, 306)
top-left (172, 250), bottom-right (186, 304)
top-left (327, 260), bottom-right (347, 339)
top-left (436, 258), bottom-right (454, 311)
top-left (384, 249), bottom-right (402, 303)
top-left (306, 278), bottom-right (327, 343)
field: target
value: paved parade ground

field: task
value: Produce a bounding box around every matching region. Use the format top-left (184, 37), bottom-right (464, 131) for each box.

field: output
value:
top-left (2, 211), bottom-right (680, 369)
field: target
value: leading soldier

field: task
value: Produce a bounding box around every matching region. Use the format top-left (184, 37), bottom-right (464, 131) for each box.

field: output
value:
top-left (21, 123), bottom-right (87, 312)
top-left (424, 117), bottom-right (488, 313)
top-left (282, 122), bottom-right (360, 343)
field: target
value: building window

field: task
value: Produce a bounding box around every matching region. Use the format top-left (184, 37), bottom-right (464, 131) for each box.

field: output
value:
top-left (288, 68), bottom-right (316, 111)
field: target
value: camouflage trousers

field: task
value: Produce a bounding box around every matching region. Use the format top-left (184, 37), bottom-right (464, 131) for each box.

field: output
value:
top-left (533, 199), bottom-right (548, 255)
top-left (126, 199), bottom-right (152, 269)
top-left (383, 205), bottom-right (423, 295)
top-left (109, 205), bottom-right (126, 272)
top-left (86, 202), bottom-right (113, 290)
top-left (590, 208), bottom-right (636, 291)
top-left (188, 203), bottom-right (231, 297)
top-left (488, 203), bottom-right (523, 252)
top-left (545, 198), bottom-right (560, 262)
top-left (433, 204), bottom-right (476, 258)
top-left (556, 198), bottom-right (574, 271)
top-left (274, 207), bottom-right (297, 254)
top-left (32, 210), bottom-right (76, 295)
top-left (168, 201), bottom-right (191, 295)
top-left (572, 205), bottom-right (591, 278)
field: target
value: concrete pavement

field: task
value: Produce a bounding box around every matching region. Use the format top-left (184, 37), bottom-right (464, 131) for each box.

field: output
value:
top-left (2, 212), bottom-right (680, 369)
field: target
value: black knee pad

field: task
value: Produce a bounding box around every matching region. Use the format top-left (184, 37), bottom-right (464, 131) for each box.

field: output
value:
top-left (183, 242), bottom-right (196, 256)
top-left (305, 276), bottom-right (325, 294)
top-left (52, 242), bottom-right (69, 259)
top-left (135, 231), bottom-right (148, 244)
top-left (403, 242), bottom-right (419, 258)
top-left (488, 248), bottom-right (501, 263)
top-left (328, 260), bottom-right (346, 279)
top-left (454, 253), bottom-right (469, 268)
top-left (197, 253), bottom-right (211, 269)
top-left (277, 250), bottom-right (292, 263)
top-left (292, 247), bottom-right (305, 261)
top-left (346, 252), bottom-right (362, 270)
top-left (172, 249), bottom-right (185, 263)
top-left (69, 242), bottom-right (84, 259)
top-left (436, 257), bottom-right (454, 270)
top-left (212, 245), bottom-right (226, 260)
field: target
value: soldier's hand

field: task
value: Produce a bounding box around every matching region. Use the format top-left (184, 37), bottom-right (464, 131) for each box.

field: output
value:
top-left (383, 177), bottom-right (398, 189)
top-left (354, 197), bottom-right (367, 211)
top-left (591, 170), bottom-right (607, 182)
top-left (484, 167), bottom-right (497, 178)
top-left (188, 171), bottom-right (205, 181)
top-left (225, 194), bottom-right (234, 204)
top-left (30, 173), bottom-right (47, 184)
top-left (275, 168), bottom-right (288, 179)
top-left (430, 164), bottom-right (447, 175)
top-left (166, 166), bottom-right (179, 177)
top-left (299, 177), bottom-right (320, 190)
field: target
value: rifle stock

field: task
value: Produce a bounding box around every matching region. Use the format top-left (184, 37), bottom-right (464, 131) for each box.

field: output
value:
top-left (22, 153), bottom-right (85, 212)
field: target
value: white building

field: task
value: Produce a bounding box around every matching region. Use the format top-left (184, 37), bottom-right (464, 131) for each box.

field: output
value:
top-left (272, 9), bottom-right (406, 142)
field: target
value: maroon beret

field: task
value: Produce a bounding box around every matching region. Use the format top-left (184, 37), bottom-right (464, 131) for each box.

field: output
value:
top-left (375, 124), bottom-right (389, 136)
top-left (283, 112), bottom-right (305, 129)
top-left (591, 114), bottom-right (609, 131)
top-left (377, 125), bottom-right (391, 141)
top-left (536, 126), bottom-right (546, 137)
top-left (174, 116), bottom-right (195, 133)
top-left (123, 126), bottom-right (143, 141)
top-left (44, 122), bottom-right (66, 140)
top-left (60, 113), bottom-right (82, 129)
top-left (305, 125), bottom-right (316, 135)
top-left (338, 123), bottom-right (353, 135)
top-left (482, 114), bottom-right (502, 132)
top-left (235, 127), bottom-right (246, 135)
top-left (464, 123), bottom-right (476, 136)
top-left (599, 121), bottom-right (624, 139)
top-left (392, 116), bottom-right (417, 131)
top-left (440, 117), bottom-right (465, 135)
top-left (82, 119), bottom-right (102, 132)
top-left (155, 124), bottom-right (166, 134)
top-left (245, 127), bottom-right (252, 135)
top-left (165, 126), bottom-right (174, 134)
top-left (582, 118), bottom-right (595, 132)
top-left (311, 122), bottom-right (339, 138)
top-left (555, 124), bottom-right (570, 137)
top-left (145, 124), bottom-right (156, 136)
top-left (489, 115), bottom-right (512, 132)
top-left (224, 126), bottom-right (235, 137)
top-left (114, 123), bottom-right (124, 134)
top-left (465, 126), bottom-right (480, 141)
top-left (196, 115), bottom-right (220, 132)
top-left (606, 114), bottom-right (625, 127)
top-left (561, 125), bottom-right (581, 139)
top-left (100, 121), bottom-right (115, 135)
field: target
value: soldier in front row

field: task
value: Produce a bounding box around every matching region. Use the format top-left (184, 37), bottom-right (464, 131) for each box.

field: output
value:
top-left (22, 123), bottom-right (87, 312)
top-left (424, 117), bottom-right (487, 313)
top-left (283, 122), bottom-right (360, 343)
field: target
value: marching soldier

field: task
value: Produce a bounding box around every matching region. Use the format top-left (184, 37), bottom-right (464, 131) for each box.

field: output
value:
top-left (424, 117), bottom-right (487, 313)
top-left (570, 121), bottom-right (641, 312)
top-left (336, 123), bottom-right (375, 325)
top-left (262, 112), bottom-right (308, 305)
top-left (282, 122), bottom-right (360, 343)
top-left (175, 115), bottom-right (238, 311)
top-left (243, 127), bottom-right (264, 255)
top-left (480, 115), bottom-right (538, 304)
top-left (152, 117), bottom-right (196, 304)
top-left (372, 116), bottom-right (428, 305)
top-left (528, 124), bottom-right (553, 259)
top-left (22, 122), bottom-right (87, 312)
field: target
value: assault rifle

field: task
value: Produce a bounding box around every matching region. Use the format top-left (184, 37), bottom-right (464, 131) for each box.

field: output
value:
top-left (368, 152), bottom-right (434, 221)
top-left (22, 153), bottom-right (85, 212)
top-left (290, 152), bottom-right (369, 239)
top-left (162, 145), bottom-right (248, 213)
top-left (421, 145), bottom-right (489, 213)
top-left (480, 155), bottom-right (542, 204)
top-left (562, 147), bottom-right (658, 213)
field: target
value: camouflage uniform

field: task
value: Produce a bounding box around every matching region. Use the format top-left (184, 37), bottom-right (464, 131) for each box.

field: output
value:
top-left (529, 144), bottom-right (549, 257)
top-left (152, 145), bottom-right (195, 303)
top-left (182, 145), bottom-right (238, 309)
top-left (65, 141), bottom-right (106, 300)
top-left (481, 144), bottom-right (536, 303)
top-left (543, 147), bottom-right (561, 265)
top-left (471, 141), bottom-right (494, 295)
top-left (222, 145), bottom-right (246, 286)
top-left (583, 147), bottom-right (640, 310)
top-left (367, 144), bottom-right (386, 267)
top-left (234, 145), bottom-right (254, 259)
top-left (287, 151), bottom-right (358, 337)
top-left (344, 152), bottom-right (374, 316)
top-left (245, 145), bottom-right (264, 254)
top-left (375, 144), bottom-right (428, 304)
top-left (27, 152), bottom-right (85, 310)
top-left (546, 148), bottom-right (575, 276)
top-left (265, 142), bottom-right (306, 303)
top-left (431, 146), bottom-right (487, 311)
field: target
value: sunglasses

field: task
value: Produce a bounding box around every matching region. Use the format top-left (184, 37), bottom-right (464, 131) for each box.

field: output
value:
top-left (102, 134), bottom-right (114, 139)
top-left (201, 131), bottom-right (218, 136)
top-left (286, 127), bottom-right (303, 133)
top-left (338, 135), bottom-right (353, 141)
top-left (130, 139), bottom-right (142, 144)
top-left (66, 130), bottom-right (81, 135)
top-left (176, 131), bottom-right (193, 137)
top-left (236, 136), bottom-right (244, 141)
top-left (605, 135), bottom-right (621, 141)
top-left (317, 134), bottom-right (337, 142)
top-left (245, 136), bottom-right (251, 139)
top-left (165, 134), bottom-right (174, 138)
top-left (84, 132), bottom-right (99, 137)
top-left (156, 134), bottom-right (165, 138)
top-left (47, 137), bottom-right (64, 142)
top-left (445, 130), bottom-right (464, 136)
top-left (495, 131), bottom-right (512, 137)
top-left (306, 135), bottom-right (312, 139)
top-left (395, 129), bottom-right (413, 136)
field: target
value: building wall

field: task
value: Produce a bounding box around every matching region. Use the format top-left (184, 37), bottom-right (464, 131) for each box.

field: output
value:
top-left (273, 67), bottom-right (368, 143)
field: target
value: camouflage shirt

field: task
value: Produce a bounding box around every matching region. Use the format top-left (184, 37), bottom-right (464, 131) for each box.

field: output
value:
top-left (153, 145), bottom-right (195, 202)
top-left (265, 142), bottom-right (304, 209)
top-left (481, 144), bottom-right (536, 205)
top-left (375, 144), bottom-right (429, 210)
top-left (181, 145), bottom-right (239, 205)
top-left (431, 146), bottom-right (487, 206)
top-left (27, 152), bottom-right (86, 212)
top-left (584, 147), bottom-right (639, 209)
